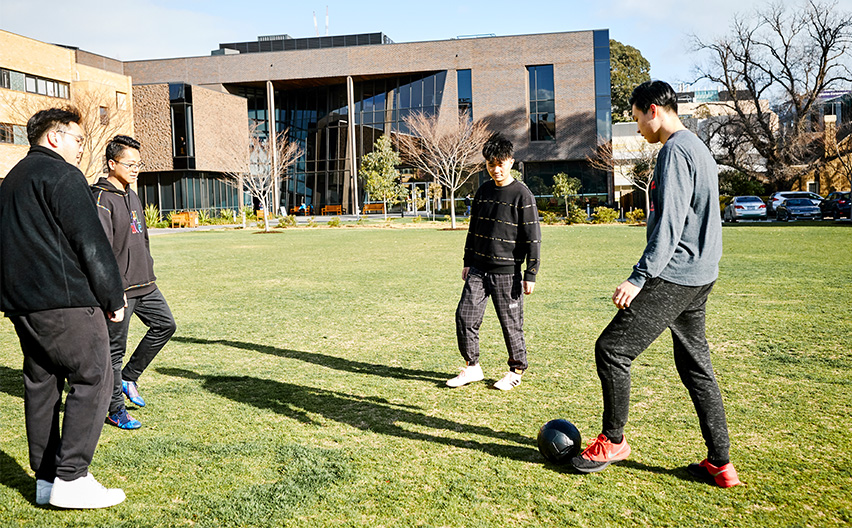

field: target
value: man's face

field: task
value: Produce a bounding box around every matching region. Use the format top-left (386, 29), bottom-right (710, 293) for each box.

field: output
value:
top-left (486, 156), bottom-right (515, 187)
top-left (632, 104), bottom-right (661, 144)
top-left (108, 147), bottom-right (142, 188)
top-left (53, 121), bottom-right (85, 166)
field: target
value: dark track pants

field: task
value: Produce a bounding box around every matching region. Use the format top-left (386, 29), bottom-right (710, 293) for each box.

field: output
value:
top-left (595, 277), bottom-right (731, 463)
top-left (455, 267), bottom-right (527, 370)
top-left (107, 287), bottom-right (175, 413)
top-left (11, 306), bottom-right (111, 481)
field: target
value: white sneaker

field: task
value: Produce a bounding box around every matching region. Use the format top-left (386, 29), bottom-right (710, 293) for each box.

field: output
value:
top-left (36, 479), bottom-right (52, 505)
top-left (446, 364), bottom-right (484, 387)
top-left (49, 472), bottom-right (126, 509)
top-left (493, 371), bottom-right (522, 391)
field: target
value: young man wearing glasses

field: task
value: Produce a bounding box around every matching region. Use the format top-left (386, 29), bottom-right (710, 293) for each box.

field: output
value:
top-left (92, 135), bottom-right (176, 430)
top-left (1, 108), bottom-right (128, 508)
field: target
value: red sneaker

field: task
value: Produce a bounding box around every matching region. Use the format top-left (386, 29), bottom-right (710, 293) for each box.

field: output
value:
top-left (571, 434), bottom-right (631, 473)
top-left (687, 459), bottom-right (742, 488)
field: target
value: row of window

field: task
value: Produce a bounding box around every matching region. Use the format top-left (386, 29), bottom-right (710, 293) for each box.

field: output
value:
top-left (1, 68), bottom-right (70, 99)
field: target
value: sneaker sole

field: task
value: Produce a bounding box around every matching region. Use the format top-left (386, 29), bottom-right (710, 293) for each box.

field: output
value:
top-left (446, 376), bottom-right (484, 388)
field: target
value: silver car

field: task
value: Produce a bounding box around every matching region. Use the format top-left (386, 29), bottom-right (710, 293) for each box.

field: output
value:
top-left (723, 196), bottom-right (767, 222)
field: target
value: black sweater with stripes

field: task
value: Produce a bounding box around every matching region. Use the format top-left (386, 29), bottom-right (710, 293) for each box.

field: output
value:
top-left (463, 179), bottom-right (541, 282)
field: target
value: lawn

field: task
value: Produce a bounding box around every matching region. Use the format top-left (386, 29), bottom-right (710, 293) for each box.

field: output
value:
top-left (1, 222), bottom-right (850, 527)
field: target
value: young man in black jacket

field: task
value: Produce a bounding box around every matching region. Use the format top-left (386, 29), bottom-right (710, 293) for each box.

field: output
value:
top-left (0, 108), bottom-right (127, 508)
top-left (447, 133), bottom-right (541, 391)
top-left (92, 135), bottom-right (176, 430)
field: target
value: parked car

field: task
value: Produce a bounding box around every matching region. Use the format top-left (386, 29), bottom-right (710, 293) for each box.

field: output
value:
top-left (767, 191), bottom-right (823, 215)
top-left (819, 191), bottom-right (851, 219)
top-left (775, 198), bottom-right (822, 221)
top-left (723, 196), bottom-right (767, 222)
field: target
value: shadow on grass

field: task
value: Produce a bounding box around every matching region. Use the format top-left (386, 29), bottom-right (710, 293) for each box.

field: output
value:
top-left (0, 449), bottom-right (34, 504)
top-left (171, 336), bottom-right (447, 384)
top-left (619, 460), bottom-right (699, 484)
top-left (158, 367), bottom-right (538, 462)
top-left (0, 366), bottom-right (23, 399)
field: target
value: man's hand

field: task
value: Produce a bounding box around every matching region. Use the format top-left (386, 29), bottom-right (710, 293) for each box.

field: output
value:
top-left (523, 281), bottom-right (535, 295)
top-left (108, 306), bottom-right (125, 323)
top-left (613, 280), bottom-right (641, 309)
top-left (462, 266), bottom-right (470, 281)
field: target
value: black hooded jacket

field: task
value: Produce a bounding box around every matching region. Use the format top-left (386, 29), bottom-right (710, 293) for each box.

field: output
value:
top-left (91, 178), bottom-right (157, 299)
top-left (0, 146), bottom-right (124, 316)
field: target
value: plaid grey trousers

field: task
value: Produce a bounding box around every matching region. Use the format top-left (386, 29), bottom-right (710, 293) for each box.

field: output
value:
top-left (455, 267), bottom-right (528, 370)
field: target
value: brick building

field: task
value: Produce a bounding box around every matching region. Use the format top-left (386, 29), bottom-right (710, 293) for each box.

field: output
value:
top-left (0, 30), bottom-right (134, 183)
top-left (124, 30), bottom-right (612, 215)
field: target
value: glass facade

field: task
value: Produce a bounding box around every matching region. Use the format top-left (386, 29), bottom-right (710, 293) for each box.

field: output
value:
top-left (593, 30), bottom-right (612, 143)
top-left (219, 33), bottom-right (393, 54)
top-left (528, 65), bottom-right (555, 141)
top-left (137, 171), bottom-right (243, 215)
top-left (457, 69), bottom-right (472, 119)
top-left (169, 84), bottom-right (195, 169)
top-left (232, 71), bottom-right (446, 213)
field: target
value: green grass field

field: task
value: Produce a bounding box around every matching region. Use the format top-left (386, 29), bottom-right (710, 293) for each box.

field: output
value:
top-left (1, 222), bottom-right (850, 527)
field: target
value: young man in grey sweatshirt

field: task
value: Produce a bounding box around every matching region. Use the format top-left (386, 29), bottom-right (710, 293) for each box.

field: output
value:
top-left (571, 81), bottom-right (741, 488)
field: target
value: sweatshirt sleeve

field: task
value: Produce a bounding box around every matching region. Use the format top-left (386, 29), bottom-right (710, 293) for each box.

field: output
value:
top-left (51, 172), bottom-right (125, 312)
top-left (93, 188), bottom-right (115, 248)
top-left (520, 189), bottom-right (541, 282)
top-left (627, 144), bottom-right (693, 288)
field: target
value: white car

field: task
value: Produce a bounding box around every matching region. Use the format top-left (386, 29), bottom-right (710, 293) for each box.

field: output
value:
top-left (767, 191), bottom-right (823, 215)
top-left (723, 196), bottom-right (767, 222)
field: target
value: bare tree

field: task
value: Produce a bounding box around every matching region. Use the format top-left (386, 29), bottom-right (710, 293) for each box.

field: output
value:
top-left (587, 139), bottom-right (660, 213)
top-left (691, 0), bottom-right (852, 190)
top-left (396, 111), bottom-right (491, 229)
top-left (221, 125), bottom-right (302, 232)
top-left (0, 86), bottom-right (132, 181)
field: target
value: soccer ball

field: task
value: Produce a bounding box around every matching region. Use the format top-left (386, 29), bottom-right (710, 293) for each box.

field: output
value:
top-left (537, 419), bottom-right (582, 465)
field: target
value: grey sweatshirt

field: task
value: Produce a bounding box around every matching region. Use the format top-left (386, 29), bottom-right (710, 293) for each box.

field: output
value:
top-left (627, 130), bottom-right (722, 288)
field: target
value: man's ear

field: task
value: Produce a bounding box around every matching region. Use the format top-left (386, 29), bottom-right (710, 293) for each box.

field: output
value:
top-left (648, 104), bottom-right (658, 119)
top-left (45, 129), bottom-right (61, 148)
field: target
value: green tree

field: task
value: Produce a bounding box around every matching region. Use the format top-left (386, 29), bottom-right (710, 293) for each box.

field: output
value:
top-left (610, 39), bottom-right (651, 123)
top-left (361, 135), bottom-right (405, 220)
top-left (551, 172), bottom-right (582, 217)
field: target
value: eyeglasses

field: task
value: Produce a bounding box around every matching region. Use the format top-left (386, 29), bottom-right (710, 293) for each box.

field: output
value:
top-left (57, 129), bottom-right (86, 145)
top-left (115, 160), bottom-right (146, 171)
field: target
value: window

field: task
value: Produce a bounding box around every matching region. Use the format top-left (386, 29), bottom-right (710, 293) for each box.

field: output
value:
top-left (528, 65), bottom-right (555, 141)
top-left (0, 123), bottom-right (12, 144)
top-left (457, 69), bottom-right (472, 119)
top-left (116, 92), bottom-right (127, 110)
top-left (99, 106), bottom-right (109, 125)
top-left (0, 69), bottom-right (10, 89)
top-left (21, 73), bottom-right (70, 99)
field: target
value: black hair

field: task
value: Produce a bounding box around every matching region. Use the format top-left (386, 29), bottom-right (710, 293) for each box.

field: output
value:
top-left (105, 135), bottom-right (141, 162)
top-left (628, 80), bottom-right (678, 114)
top-left (26, 107), bottom-right (81, 146)
top-left (482, 133), bottom-right (514, 162)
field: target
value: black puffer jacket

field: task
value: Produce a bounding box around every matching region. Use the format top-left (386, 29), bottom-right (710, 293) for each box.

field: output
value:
top-left (0, 146), bottom-right (124, 316)
top-left (91, 178), bottom-right (157, 299)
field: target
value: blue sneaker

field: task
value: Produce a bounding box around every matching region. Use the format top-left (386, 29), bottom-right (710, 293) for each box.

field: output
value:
top-left (122, 380), bottom-right (146, 407)
top-left (106, 409), bottom-right (141, 429)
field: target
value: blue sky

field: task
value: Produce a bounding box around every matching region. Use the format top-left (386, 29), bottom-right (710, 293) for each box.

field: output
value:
top-left (2, 0), bottom-right (851, 89)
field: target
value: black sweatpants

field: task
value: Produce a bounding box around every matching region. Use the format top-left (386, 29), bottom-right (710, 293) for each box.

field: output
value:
top-left (455, 267), bottom-right (527, 370)
top-left (595, 277), bottom-right (731, 463)
top-left (107, 286), bottom-right (175, 413)
top-left (11, 306), bottom-right (111, 481)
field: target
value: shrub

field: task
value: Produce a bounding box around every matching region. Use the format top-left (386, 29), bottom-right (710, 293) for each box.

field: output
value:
top-left (327, 216), bottom-right (341, 227)
top-left (542, 211), bottom-right (560, 225)
top-left (592, 206), bottom-right (619, 224)
top-left (144, 203), bottom-right (161, 227)
top-left (412, 215), bottom-right (422, 223)
top-left (566, 204), bottom-right (587, 225)
top-left (197, 209), bottom-right (210, 225)
top-left (306, 216), bottom-right (317, 228)
top-left (625, 209), bottom-right (645, 224)
top-left (220, 209), bottom-right (235, 222)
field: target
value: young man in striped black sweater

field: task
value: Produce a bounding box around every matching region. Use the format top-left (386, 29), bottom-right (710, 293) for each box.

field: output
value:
top-left (447, 133), bottom-right (541, 391)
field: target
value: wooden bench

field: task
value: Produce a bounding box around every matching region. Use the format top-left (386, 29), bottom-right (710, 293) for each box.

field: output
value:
top-left (321, 204), bottom-right (343, 215)
top-left (170, 211), bottom-right (198, 228)
top-left (362, 203), bottom-right (385, 214)
top-left (289, 205), bottom-right (312, 215)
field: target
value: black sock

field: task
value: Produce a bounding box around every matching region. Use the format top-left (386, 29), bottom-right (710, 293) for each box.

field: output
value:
top-left (606, 434), bottom-right (623, 444)
top-left (708, 457), bottom-right (730, 467)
